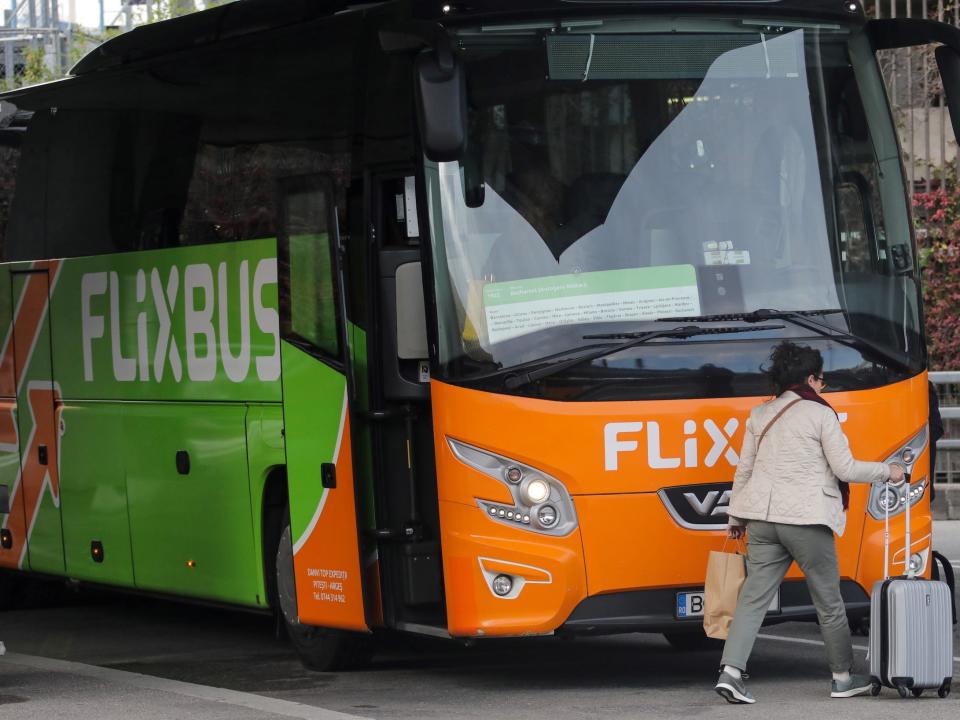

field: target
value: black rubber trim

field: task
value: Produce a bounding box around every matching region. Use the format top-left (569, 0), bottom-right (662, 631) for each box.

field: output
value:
top-left (879, 578), bottom-right (893, 686)
top-left (560, 579), bottom-right (870, 634)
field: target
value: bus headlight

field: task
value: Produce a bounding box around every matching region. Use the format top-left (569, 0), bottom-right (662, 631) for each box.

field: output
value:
top-left (536, 504), bottom-right (559, 528)
top-left (447, 438), bottom-right (578, 537)
top-left (522, 479), bottom-right (550, 505)
top-left (878, 486), bottom-right (900, 512)
top-left (867, 426), bottom-right (928, 521)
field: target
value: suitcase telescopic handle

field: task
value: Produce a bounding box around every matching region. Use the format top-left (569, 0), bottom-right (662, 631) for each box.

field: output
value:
top-left (884, 470), bottom-right (914, 581)
top-left (884, 477), bottom-right (890, 580)
top-left (904, 468), bottom-right (912, 578)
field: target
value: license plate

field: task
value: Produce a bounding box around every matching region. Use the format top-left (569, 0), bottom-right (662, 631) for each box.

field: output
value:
top-left (675, 589), bottom-right (780, 618)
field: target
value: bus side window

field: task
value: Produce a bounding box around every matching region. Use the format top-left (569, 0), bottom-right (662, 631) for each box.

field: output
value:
top-left (0, 139), bottom-right (21, 262)
top-left (836, 181), bottom-right (873, 273)
top-left (4, 109), bottom-right (49, 261)
top-left (279, 177), bottom-right (341, 359)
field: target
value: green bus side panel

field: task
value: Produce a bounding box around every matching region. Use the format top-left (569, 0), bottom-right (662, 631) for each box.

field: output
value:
top-left (282, 340), bottom-right (367, 630)
top-left (48, 239), bottom-right (281, 403)
top-left (349, 324), bottom-right (375, 530)
top-left (282, 344), bottom-right (345, 542)
top-left (244, 402), bottom-right (286, 607)
top-left (124, 403), bottom-right (259, 606)
top-left (59, 403), bottom-right (134, 586)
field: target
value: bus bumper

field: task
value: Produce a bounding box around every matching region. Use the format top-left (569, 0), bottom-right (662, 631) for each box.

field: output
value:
top-left (559, 579), bottom-right (871, 635)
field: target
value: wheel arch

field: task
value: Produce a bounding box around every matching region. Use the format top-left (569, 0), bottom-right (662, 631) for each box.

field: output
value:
top-left (260, 464), bottom-right (288, 610)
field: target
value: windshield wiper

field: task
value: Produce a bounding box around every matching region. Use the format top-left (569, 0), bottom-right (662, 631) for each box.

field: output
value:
top-left (659, 308), bottom-right (914, 374)
top-left (500, 323), bottom-right (784, 390)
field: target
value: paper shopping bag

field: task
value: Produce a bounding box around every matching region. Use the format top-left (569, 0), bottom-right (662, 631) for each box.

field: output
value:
top-left (703, 549), bottom-right (746, 640)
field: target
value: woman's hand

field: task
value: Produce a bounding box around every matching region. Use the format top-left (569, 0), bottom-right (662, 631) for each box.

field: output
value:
top-left (727, 525), bottom-right (745, 540)
top-left (888, 463), bottom-right (906, 486)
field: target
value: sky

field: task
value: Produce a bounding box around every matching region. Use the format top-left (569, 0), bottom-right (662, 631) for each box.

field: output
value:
top-left (54, 1), bottom-right (134, 29)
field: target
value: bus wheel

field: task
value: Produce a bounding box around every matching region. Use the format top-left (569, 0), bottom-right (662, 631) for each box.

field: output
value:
top-left (0, 576), bottom-right (19, 610)
top-left (662, 631), bottom-right (723, 651)
top-left (275, 520), bottom-right (373, 671)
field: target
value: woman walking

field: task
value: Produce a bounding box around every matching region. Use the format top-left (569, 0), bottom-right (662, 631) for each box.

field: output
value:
top-left (714, 341), bottom-right (904, 704)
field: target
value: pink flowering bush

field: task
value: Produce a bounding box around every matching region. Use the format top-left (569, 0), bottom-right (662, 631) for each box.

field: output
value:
top-left (914, 186), bottom-right (960, 370)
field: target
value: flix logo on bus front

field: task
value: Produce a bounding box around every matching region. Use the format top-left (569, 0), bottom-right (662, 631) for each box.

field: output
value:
top-left (604, 420), bottom-right (741, 471)
top-left (603, 414), bottom-right (849, 471)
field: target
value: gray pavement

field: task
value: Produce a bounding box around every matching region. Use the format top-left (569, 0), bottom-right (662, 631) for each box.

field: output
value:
top-left (0, 522), bottom-right (958, 720)
top-left (2, 653), bottom-right (364, 720)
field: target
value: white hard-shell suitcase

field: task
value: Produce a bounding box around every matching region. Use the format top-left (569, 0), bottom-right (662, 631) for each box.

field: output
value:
top-left (868, 478), bottom-right (953, 698)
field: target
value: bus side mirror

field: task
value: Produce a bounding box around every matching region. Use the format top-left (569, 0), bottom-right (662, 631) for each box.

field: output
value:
top-left (936, 46), bottom-right (960, 146)
top-left (414, 46), bottom-right (467, 162)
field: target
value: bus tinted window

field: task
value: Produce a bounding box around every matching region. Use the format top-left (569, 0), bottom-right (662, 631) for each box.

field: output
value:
top-left (6, 108), bottom-right (140, 261)
top-left (281, 180), bottom-right (340, 357)
top-left (46, 110), bottom-right (138, 259)
top-left (178, 142), bottom-right (348, 248)
top-left (0, 143), bottom-right (20, 260)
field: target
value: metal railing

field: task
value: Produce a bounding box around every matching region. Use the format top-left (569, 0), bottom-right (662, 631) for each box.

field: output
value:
top-left (930, 371), bottom-right (960, 483)
top-left (870, 0), bottom-right (959, 191)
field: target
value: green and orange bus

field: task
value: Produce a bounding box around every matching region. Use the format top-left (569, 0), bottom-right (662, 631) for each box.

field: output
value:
top-left (0, 0), bottom-right (955, 669)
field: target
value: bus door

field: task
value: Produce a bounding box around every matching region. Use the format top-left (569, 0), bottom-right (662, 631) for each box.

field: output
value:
top-left (9, 266), bottom-right (64, 575)
top-left (278, 175), bottom-right (368, 631)
top-left (0, 269), bottom-right (23, 571)
top-left (367, 172), bottom-right (445, 632)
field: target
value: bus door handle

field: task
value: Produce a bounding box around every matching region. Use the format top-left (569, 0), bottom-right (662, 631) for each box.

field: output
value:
top-left (321, 463), bottom-right (336, 489)
top-left (38, 445), bottom-right (48, 466)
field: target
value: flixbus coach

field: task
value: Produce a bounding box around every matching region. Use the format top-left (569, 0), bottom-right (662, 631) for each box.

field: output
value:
top-left (0, 0), bottom-right (956, 668)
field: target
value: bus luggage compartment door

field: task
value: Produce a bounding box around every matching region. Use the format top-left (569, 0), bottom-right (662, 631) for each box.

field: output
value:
top-left (9, 266), bottom-right (65, 575)
top-left (0, 268), bottom-right (24, 570)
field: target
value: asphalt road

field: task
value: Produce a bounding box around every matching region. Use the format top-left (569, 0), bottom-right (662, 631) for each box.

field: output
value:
top-left (0, 523), bottom-right (958, 720)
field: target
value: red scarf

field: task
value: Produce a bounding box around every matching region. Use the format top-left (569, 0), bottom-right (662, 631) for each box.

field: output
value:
top-left (787, 383), bottom-right (849, 510)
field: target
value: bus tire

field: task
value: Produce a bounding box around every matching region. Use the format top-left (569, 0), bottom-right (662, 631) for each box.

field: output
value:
top-left (662, 631), bottom-right (723, 651)
top-left (0, 571), bottom-right (24, 610)
top-left (275, 517), bottom-right (373, 671)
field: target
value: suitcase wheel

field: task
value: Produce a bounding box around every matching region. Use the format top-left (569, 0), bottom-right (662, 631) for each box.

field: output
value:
top-left (938, 681), bottom-right (951, 699)
top-left (870, 682), bottom-right (881, 697)
top-left (896, 684), bottom-right (908, 699)
top-left (911, 688), bottom-right (923, 698)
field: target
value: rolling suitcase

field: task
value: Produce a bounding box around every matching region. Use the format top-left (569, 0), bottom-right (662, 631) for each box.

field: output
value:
top-left (868, 478), bottom-right (953, 698)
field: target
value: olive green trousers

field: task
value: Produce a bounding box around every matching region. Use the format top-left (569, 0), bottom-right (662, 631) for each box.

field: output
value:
top-left (720, 520), bottom-right (854, 674)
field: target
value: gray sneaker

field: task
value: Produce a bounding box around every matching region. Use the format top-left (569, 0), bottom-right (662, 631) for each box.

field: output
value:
top-left (830, 674), bottom-right (873, 698)
top-left (715, 670), bottom-right (756, 704)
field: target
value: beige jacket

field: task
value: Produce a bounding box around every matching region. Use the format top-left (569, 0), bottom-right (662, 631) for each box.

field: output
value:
top-left (728, 391), bottom-right (891, 536)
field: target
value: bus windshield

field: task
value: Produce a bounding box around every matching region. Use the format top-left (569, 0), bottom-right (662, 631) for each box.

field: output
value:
top-left (426, 18), bottom-right (923, 385)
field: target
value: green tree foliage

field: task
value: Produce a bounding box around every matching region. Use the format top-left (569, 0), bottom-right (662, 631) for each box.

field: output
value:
top-left (0, 45), bottom-right (56, 92)
top-left (2, 0), bottom-right (216, 91)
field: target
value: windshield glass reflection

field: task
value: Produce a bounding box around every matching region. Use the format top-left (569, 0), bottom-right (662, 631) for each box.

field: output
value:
top-left (426, 22), bottom-right (921, 385)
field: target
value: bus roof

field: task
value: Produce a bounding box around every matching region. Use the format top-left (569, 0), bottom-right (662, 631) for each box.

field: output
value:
top-left (0, 0), bottom-right (866, 108)
top-left (65, 0), bottom-right (863, 78)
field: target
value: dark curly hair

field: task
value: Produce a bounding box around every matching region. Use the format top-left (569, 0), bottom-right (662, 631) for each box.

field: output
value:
top-left (767, 341), bottom-right (824, 395)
